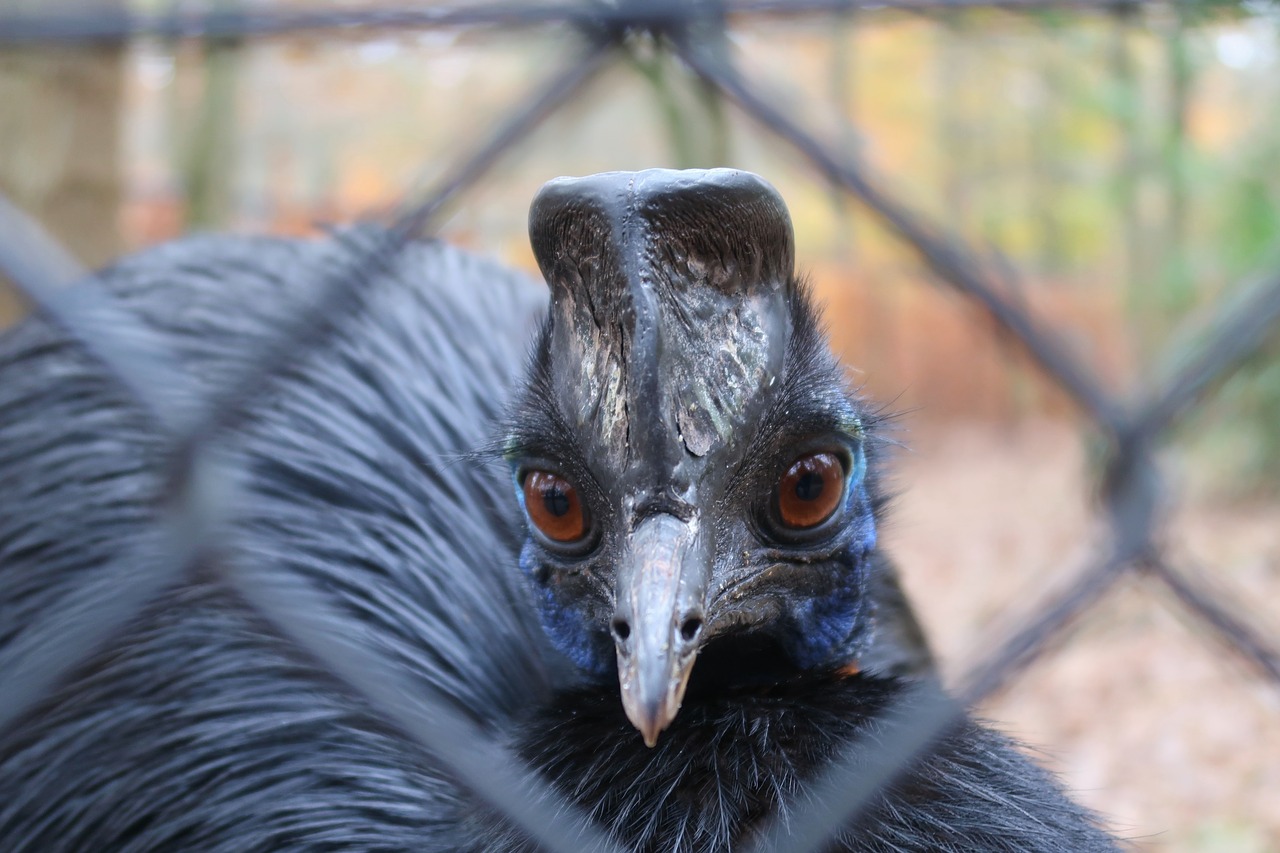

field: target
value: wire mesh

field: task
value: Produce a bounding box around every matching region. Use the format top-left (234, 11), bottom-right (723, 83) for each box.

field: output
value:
top-left (1, 1), bottom-right (1278, 851)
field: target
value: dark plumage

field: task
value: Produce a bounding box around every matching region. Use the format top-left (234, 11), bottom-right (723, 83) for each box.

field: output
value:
top-left (0, 170), bottom-right (1116, 851)
top-left (509, 676), bottom-right (1110, 852)
top-left (0, 230), bottom-right (549, 851)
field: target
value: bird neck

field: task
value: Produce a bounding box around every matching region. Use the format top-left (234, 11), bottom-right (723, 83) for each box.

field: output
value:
top-left (683, 631), bottom-right (843, 699)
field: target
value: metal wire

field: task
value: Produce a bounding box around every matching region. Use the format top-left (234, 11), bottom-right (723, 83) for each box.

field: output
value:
top-left (1, 1), bottom-right (1278, 851)
top-left (0, 0), bottom-right (1158, 47)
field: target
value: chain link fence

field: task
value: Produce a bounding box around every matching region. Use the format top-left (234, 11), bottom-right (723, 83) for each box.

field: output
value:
top-left (1, 1), bottom-right (1278, 850)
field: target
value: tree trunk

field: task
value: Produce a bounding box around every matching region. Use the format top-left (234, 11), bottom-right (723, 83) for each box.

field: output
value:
top-left (0, 0), bottom-right (127, 271)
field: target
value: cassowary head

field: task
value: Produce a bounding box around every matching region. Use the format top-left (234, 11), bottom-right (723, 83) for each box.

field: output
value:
top-left (506, 169), bottom-right (879, 746)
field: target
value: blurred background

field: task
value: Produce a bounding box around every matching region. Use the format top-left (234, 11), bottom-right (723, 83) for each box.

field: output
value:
top-left (1, 0), bottom-right (1278, 849)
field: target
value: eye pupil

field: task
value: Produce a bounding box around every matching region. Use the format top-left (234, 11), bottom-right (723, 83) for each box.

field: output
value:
top-left (794, 472), bottom-right (824, 502)
top-left (542, 488), bottom-right (570, 517)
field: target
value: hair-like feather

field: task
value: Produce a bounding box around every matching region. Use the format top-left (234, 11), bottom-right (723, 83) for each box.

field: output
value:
top-left (498, 674), bottom-right (1115, 853)
top-left (0, 229), bottom-right (559, 850)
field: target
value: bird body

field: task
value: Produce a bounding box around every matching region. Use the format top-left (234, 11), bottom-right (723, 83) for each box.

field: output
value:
top-left (0, 230), bottom-right (549, 851)
top-left (0, 171), bottom-right (1116, 850)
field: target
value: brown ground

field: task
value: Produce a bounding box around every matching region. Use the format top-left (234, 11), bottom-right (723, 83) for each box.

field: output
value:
top-left (886, 420), bottom-right (1280, 852)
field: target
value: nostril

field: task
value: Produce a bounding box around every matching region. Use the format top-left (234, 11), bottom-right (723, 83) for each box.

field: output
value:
top-left (612, 618), bottom-right (631, 642)
top-left (679, 617), bottom-right (703, 643)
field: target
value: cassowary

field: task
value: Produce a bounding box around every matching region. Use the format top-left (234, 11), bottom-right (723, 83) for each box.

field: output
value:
top-left (0, 168), bottom-right (1116, 851)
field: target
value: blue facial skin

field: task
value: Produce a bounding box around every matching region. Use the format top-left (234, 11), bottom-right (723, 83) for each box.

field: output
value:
top-left (517, 540), bottom-right (613, 676)
top-left (781, 466), bottom-right (878, 670)
top-left (510, 436), bottom-right (877, 679)
top-left (510, 467), bottom-right (614, 677)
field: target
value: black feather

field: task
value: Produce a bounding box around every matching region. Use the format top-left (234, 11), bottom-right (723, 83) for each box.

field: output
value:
top-left (0, 230), bottom-right (556, 850)
top-left (498, 672), bottom-right (1115, 853)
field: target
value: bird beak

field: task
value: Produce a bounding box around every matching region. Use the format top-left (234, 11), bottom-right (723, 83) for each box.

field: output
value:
top-left (613, 513), bottom-right (709, 748)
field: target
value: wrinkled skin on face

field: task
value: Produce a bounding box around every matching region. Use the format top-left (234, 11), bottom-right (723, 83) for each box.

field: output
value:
top-left (507, 169), bottom-right (878, 745)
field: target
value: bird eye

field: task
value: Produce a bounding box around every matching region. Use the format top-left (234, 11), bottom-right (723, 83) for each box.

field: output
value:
top-left (775, 452), bottom-right (845, 530)
top-left (522, 470), bottom-right (589, 543)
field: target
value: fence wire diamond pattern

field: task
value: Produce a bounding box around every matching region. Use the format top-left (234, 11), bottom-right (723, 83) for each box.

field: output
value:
top-left (1, 2), bottom-right (1278, 851)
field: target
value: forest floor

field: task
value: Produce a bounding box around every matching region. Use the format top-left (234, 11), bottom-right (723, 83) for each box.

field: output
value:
top-left (888, 420), bottom-right (1280, 852)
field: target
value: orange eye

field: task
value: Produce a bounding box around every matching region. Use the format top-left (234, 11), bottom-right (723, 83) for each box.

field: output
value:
top-left (776, 453), bottom-right (845, 529)
top-left (522, 471), bottom-right (589, 543)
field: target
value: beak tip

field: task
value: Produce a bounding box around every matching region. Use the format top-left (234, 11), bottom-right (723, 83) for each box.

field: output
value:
top-left (624, 701), bottom-right (672, 749)
top-left (618, 648), bottom-right (698, 750)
